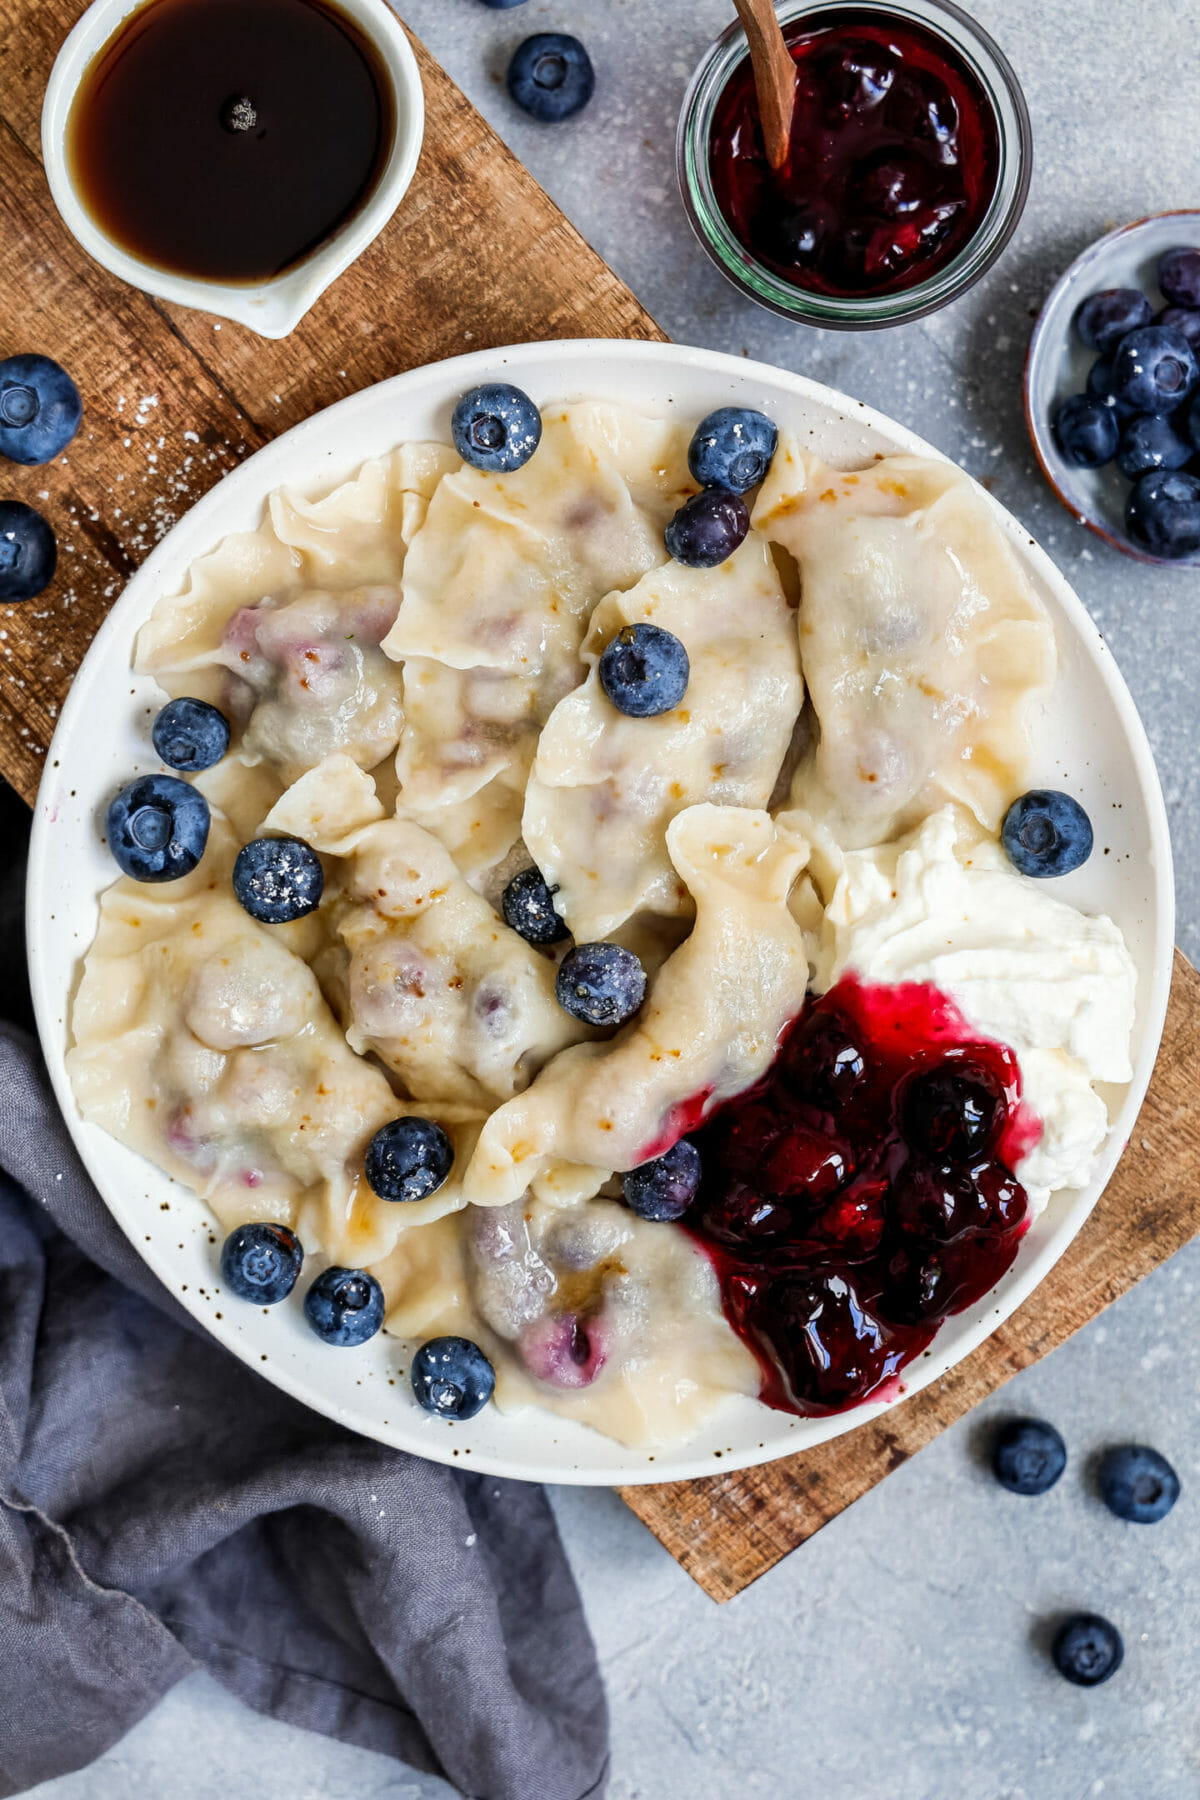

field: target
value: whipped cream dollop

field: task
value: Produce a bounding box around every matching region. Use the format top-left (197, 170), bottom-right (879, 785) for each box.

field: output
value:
top-left (805, 807), bottom-right (1138, 1214)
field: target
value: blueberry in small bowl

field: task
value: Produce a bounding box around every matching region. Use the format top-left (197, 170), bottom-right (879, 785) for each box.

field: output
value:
top-left (1025, 209), bottom-right (1200, 564)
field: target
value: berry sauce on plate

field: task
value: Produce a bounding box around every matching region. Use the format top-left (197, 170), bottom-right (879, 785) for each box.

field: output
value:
top-left (708, 11), bottom-right (1000, 298)
top-left (684, 976), bottom-right (1039, 1416)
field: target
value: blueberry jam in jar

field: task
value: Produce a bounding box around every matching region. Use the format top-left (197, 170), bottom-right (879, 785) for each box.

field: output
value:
top-left (683, 976), bottom-right (1038, 1416)
top-left (677, 0), bottom-right (1031, 326)
top-left (710, 11), bottom-right (999, 298)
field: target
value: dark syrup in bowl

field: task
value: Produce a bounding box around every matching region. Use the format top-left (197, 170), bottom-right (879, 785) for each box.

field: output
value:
top-left (66, 0), bottom-right (395, 286)
top-left (708, 9), bottom-right (1001, 298)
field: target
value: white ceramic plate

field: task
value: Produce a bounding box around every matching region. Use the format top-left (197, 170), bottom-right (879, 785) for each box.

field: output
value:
top-left (27, 339), bottom-right (1174, 1486)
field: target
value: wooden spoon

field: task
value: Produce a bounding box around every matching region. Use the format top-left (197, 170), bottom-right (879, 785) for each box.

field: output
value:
top-left (732, 0), bottom-right (796, 172)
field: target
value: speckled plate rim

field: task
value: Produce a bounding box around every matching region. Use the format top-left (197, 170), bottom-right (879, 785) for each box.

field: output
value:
top-left (27, 338), bottom-right (1174, 1486)
top-left (1023, 208), bottom-right (1200, 567)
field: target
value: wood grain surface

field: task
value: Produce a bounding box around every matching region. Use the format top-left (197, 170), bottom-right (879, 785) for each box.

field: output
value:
top-left (0, 0), bottom-right (664, 804)
top-left (2, 0), bottom-right (1190, 1610)
top-left (621, 948), bottom-right (1200, 1601)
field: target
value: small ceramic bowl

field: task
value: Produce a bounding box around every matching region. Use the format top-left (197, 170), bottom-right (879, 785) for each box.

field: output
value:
top-left (1025, 210), bottom-right (1200, 566)
top-left (41, 0), bottom-right (424, 340)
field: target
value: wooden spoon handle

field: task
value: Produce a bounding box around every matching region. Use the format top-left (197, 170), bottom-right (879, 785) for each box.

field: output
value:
top-left (732, 0), bottom-right (795, 172)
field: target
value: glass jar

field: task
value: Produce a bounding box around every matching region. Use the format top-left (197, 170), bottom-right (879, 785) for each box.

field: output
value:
top-left (676, 0), bottom-right (1032, 329)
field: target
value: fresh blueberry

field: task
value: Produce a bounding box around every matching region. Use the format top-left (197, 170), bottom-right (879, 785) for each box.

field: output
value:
top-left (688, 407), bottom-right (779, 493)
top-left (1116, 412), bottom-right (1194, 480)
top-left (1158, 245), bottom-right (1200, 310)
top-left (1184, 392), bottom-right (1200, 452)
top-left (1073, 287), bottom-right (1153, 356)
top-left (501, 866), bottom-right (569, 944)
top-left (903, 1062), bottom-right (1004, 1161)
top-left (0, 354), bottom-right (82, 465)
top-left (1125, 469), bottom-right (1200, 559)
top-left (220, 1221), bottom-right (303, 1304)
top-left (411, 1336), bottom-right (496, 1419)
top-left (664, 487), bottom-right (750, 568)
top-left (1098, 1444), bottom-right (1180, 1524)
top-left (1084, 357), bottom-right (1132, 415)
top-left (233, 836), bottom-right (323, 922)
top-left (1001, 791), bottom-right (1093, 878)
top-left (365, 1115), bottom-right (454, 1203)
top-left (480, 0), bottom-right (528, 7)
top-left (622, 1139), bottom-right (702, 1221)
top-left (451, 382), bottom-right (542, 473)
top-left (990, 1417), bottom-right (1067, 1495)
top-left (303, 1266), bottom-right (386, 1346)
top-left (1052, 394), bottom-right (1118, 469)
top-left (507, 33), bottom-right (594, 122)
top-left (556, 942), bottom-right (646, 1027)
top-left (106, 773), bottom-right (210, 882)
top-left (1051, 1614), bottom-right (1124, 1687)
top-left (0, 500), bottom-right (56, 602)
top-left (1110, 325), bottom-right (1198, 414)
top-left (1156, 306), bottom-right (1200, 354)
top-left (151, 696), bottom-right (231, 772)
top-left (598, 623), bottom-right (690, 718)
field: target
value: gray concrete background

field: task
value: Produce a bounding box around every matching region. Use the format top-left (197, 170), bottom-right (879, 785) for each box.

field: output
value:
top-left (31, 2), bottom-right (1200, 1796)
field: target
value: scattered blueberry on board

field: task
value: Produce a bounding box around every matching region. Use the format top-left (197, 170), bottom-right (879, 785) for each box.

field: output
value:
top-left (507, 33), bottom-right (594, 122)
top-left (106, 773), bottom-right (210, 882)
top-left (304, 1267), bottom-right (386, 1346)
top-left (451, 382), bottom-right (542, 473)
top-left (556, 941), bottom-right (646, 1026)
top-left (1051, 1613), bottom-right (1124, 1687)
top-left (622, 1139), bottom-right (702, 1222)
top-left (365, 1115), bottom-right (455, 1204)
top-left (665, 487), bottom-right (750, 567)
top-left (152, 696), bottom-right (231, 772)
top-left (220, 1222), bottom-right (304, 1304)
top-left (1001, 790), bottom-right (1093, 878)
top-left (501, 866), bottom-right (569, 944)
top-left (1098, 1444), bottom-right (1180, 1524)
top-left (0, 353), bottom-right (82, 465)
top-left (411, 1336), bottom-right (496, 1420)
top-left (688, 407), bottom-right (779, 492)
top-left (598, 622), bottom-right (690, 718)
top-left (232, 835), bottom-right (324, 923)
top-left (0, 499), bottom-right (57, 602)
top-left (990, 1417), bottom-right (1067, 1495)
top-left (1052, 244), bottom-right (1200, 556)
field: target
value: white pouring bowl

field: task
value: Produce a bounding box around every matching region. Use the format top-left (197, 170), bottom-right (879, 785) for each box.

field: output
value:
top-left (27, 339), bottom-right (1174, 1485)
top-left (41, 0), bottom-right (425, 340)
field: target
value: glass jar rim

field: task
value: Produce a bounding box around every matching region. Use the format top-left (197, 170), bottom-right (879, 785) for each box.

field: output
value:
top-left (676, 0), bottom-right (1033, 329)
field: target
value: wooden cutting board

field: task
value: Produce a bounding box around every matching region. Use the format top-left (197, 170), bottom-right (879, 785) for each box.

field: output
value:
top-left (2, 0), bottom-right (1193, 1607)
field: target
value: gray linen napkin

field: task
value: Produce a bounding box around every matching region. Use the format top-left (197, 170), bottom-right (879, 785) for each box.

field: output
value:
top-left (0, 1024), bottom-right (609, 1800)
